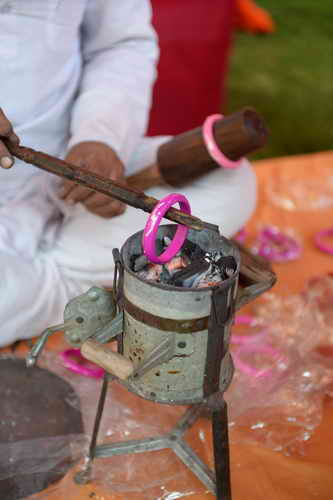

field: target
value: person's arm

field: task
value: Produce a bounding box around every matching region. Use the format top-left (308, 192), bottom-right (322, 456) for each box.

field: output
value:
top-left (61, 0), bottom-right (158, 217)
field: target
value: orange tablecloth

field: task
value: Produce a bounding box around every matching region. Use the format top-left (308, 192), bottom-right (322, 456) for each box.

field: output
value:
top-left (10, 151), bottom-right (333, 499)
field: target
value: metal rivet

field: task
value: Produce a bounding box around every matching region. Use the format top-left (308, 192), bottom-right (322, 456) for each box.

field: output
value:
top-left (177, 341), bottom-right (186, 349)
top-left (88, 289), bottom-right (99, 301)
top-left (76, 316), bottom-right (84, 324)
top-left (70, 333), bottom-right (80, 343)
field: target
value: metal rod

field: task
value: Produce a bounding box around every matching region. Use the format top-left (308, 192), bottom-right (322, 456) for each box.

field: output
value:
top-left (94, 436), bottom-right (168, 458)
top-left (172, 438), bottom-right (216, 495)
top-left (74, 373), bottom-right (110, 485)
top-left (212, 403), bottom-right (232, 500)
top-left (172, 404), bottom-right (205, 438)
top-left (89, 373), bottom-right (109, 459)
top-left (5, 142), bottom-right (218, 233)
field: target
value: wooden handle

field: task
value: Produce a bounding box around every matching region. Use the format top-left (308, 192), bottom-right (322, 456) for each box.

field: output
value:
top-left (157, 108), bottom-right (269, 187)
top-left (126, 163), bottom-right (163, 191)
top-left (81, 339), bottom-right (134, 380)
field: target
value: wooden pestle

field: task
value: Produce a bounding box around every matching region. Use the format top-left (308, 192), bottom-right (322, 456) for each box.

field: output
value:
top-left (127, 107), bottom-right (268, 190)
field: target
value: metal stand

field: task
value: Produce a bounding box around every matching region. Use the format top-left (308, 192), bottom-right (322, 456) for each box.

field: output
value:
top-left (74, 376), bottom-right (232, 499)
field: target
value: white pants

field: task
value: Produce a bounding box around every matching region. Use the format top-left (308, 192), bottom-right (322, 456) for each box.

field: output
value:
top-left (0, 137), bottom-right (256, 347)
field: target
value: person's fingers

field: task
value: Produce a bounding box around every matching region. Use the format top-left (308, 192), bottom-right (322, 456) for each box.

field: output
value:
top-left (59, 180), bottom-right (75, 199)
top-left (61, 183), bottom-right (95, 204)
top-left (0, 142), bottom-right (14, 169)
top-left (0, 109), bottom-right (19, 169)
top-left (60, 152), bottom-right (93, 202)
top-left (90, 200), bottom-right (126, 218)
top-left (83, 191), bottom-right (126, 217)
top-left (84, 192), bottom-right (115, 209)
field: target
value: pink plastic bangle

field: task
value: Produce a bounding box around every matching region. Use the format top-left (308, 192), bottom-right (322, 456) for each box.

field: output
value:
top-left (314, 228), bottom-right (333, 255)
top-left (233, 343), bottom-right (283, 379)
top-left (142, 193), bottom-right (191, 264)
top-left (255, 226), bottom-right (301, 262)
top-left (60, 349), bottom-right (104, 379)
top-left (202, 114), bottom-right (243, 169)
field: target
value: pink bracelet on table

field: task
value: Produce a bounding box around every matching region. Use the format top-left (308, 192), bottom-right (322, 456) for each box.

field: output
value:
top-left (314, 228), bottom-right (333, 255)
top-left (231, 314), bottom-right (286, 378)
top-left (202, 114), bottom-right (243, 169)
top-left (142, 193), bottom-right (191, 264)
top-left (60, 349), bottom-right (104, 379)
top-left (232, 343), bottom-right (283, 379)
top-left (254, 225), bottom-right (302, 262)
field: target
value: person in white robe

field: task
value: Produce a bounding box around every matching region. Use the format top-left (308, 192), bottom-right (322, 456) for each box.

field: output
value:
top-left (0, 0), bottom-right (256, 347)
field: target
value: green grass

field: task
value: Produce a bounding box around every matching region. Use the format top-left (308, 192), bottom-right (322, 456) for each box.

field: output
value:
top-left (227, 0), bottom-right (333, 159)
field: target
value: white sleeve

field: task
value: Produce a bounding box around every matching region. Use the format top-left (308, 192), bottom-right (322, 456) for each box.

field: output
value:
top-left (67, 0), bottom-right (159, 167)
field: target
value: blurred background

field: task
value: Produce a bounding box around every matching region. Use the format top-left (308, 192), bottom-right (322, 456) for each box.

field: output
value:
top-left (148, 0), bottom-right (333, 160)
top-left (228, 0), bottom-right (333, 159)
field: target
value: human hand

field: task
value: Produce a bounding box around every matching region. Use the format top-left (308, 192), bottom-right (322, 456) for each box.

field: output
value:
top-left (60, 141), bottom-right (126, 218)
top-left (0, 108), bottom-right (20, 169)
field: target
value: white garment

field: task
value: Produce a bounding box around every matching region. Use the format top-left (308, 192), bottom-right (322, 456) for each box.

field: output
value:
top-left (0, 2), bottom-right (257, 346)
top-left (0, 140), bottom-right (257, 347)
top-left (0, 0), bottom-right (158, 197)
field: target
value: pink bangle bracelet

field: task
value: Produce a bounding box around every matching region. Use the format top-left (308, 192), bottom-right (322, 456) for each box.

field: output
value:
top-left (232, 314), bottom-right (286, 378)
top-left (142, 193), bottom-right (191, 264)
top-left (314, 227), bottom-right (333, 255)
top-left (202, 114), bottom-right (243, 169)
top-left (232, 343), bottom-right (283, 379)
top-left (255, 226), bottom-right (302, 262)
top-left (60, 349), bottom-right (104, 379)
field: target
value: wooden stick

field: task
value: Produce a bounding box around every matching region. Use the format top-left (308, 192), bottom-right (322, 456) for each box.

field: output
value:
top-left (81, 339), bottom-right (134, 380)
top-left (5, 141), bottom-right (218, 233)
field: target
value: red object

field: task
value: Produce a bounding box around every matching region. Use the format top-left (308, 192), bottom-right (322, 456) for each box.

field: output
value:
top-left (148, 0), bottom-right (236, 136)
top-left (235, 0), bottom-right (276, 34)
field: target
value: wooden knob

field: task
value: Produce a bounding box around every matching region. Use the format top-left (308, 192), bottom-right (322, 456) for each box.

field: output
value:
top-left (81, 339), bottom-right (134, 380)
top-left (157, 108), bottom-right (269, 187)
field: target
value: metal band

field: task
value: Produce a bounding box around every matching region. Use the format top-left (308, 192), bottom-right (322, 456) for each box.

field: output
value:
top-left (123, 297), bottom-right (209, 334)
top-left (203, 283), bottom-right (236, 397)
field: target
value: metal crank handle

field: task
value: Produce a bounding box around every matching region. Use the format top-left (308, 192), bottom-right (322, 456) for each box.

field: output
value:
top-left (81, 339), bottom-right (134, 380)
top-left (26, 322), bottom-right (70, 367)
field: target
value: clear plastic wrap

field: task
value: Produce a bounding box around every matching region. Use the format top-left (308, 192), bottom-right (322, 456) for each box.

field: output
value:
top-left (3, 276), bottom-right (333, 499)
top-left (23, 350), bottom-right (209, 500)
top-left (266, 162), bottom-right (333, 211)
top-left (303, 274), bottom-right (333, 343)
top-left (0, 434), bottom-right (86, 481)
top-left (229, 278), bottom-right (333, 454)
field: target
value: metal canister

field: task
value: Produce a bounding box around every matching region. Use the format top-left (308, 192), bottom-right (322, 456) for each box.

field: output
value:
top-left (119, 225), bottom-right (240, 405)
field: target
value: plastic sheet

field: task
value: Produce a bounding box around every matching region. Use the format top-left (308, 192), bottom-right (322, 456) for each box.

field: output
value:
top-left (303, 274), bottom-right (333, 343)
top-left (228, 278), bottom-right (333, 454)
top-left (266, 163), bottom-right (333, 211)
top-left (4, 276), bottom-right (333, 498)
top-left (24, 350), bottom-right (209, 500)
top-left (251, 225), bottom-right (303, 262)
top-left (0, 434), bottom-right (86, 481)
